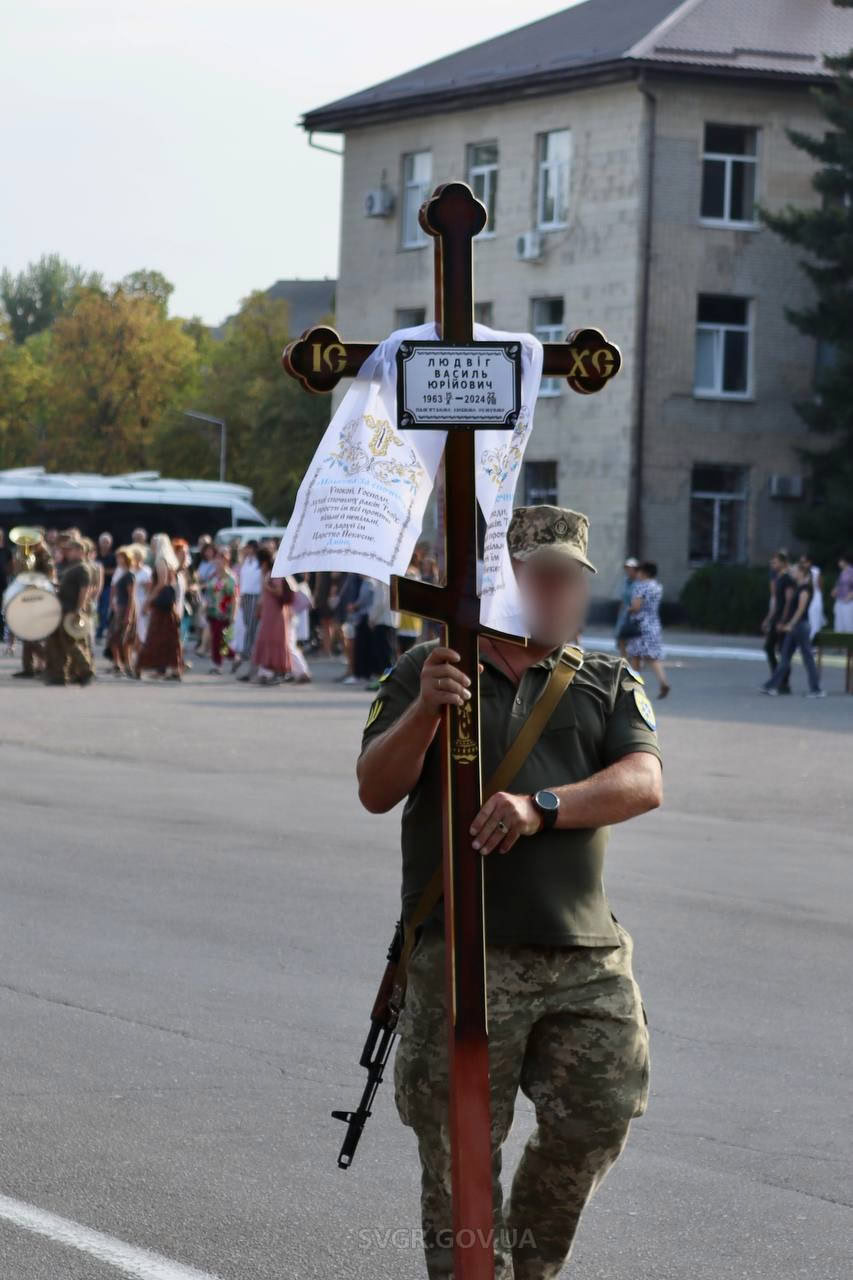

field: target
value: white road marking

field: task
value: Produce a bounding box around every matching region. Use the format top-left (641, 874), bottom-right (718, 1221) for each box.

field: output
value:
top-left (585, 635), bottom-right (766, 662)
top-left (0, 1193), bottom-right (224, 1280)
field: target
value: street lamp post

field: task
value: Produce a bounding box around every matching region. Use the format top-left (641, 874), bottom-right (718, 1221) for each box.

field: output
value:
top-left (183, 410), bottom-right (227, 483)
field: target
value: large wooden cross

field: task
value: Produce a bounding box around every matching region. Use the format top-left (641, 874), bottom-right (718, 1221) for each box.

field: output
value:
top-left (282, 181), bottom-right (620, 1279)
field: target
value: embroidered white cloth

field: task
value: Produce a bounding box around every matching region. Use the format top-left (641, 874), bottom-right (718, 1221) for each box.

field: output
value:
top-left (272, 323), bottom-right (544, 637)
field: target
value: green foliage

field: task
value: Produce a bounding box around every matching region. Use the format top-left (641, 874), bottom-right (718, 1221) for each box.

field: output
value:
top-left (151, 290), bottom-right (328, 519)
top-left (0, 267), bottom-right (330, 520)
top-left (0, 253), bottom-right (104, 344)
top-left (758, 1), bottom-right (853, 563)
top-left (680, 563), bottom-right (770, 634)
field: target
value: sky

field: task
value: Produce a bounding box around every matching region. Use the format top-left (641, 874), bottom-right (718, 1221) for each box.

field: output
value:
top-left (3, 0), bottom-right (583, 326)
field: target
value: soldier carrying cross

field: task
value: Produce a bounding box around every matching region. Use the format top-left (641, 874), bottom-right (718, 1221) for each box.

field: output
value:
top-left (357, 504), bottom-right (662, 1279)
top-left (275, 181), bottom-right (662, 1279)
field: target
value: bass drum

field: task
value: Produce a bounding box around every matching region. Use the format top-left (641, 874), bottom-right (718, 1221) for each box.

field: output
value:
top-left (2, 572), bottom-right (62, 642)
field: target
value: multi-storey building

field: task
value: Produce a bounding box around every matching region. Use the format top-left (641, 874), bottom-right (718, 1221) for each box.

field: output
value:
top-left (298, 0), bottom-right (850, 599)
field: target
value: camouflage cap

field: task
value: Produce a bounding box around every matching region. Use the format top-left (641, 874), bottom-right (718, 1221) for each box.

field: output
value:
top-left (507, 504), bottom-right (597, 573)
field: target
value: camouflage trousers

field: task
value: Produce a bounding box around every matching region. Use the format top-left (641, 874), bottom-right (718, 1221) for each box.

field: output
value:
top-left (393, 921), bottom-right (650, 1279)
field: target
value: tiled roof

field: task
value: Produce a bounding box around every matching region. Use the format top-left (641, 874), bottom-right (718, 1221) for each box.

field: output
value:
top-left (303, 0), bottom-right (851, 132)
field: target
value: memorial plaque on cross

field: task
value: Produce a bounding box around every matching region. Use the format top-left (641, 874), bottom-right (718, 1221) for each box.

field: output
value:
top-left (282, 181), bottom-right (621, 1280)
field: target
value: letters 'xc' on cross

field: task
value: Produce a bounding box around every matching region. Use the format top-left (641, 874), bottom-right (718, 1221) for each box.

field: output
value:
top-left (280, 182), bottom-right (621, 1280)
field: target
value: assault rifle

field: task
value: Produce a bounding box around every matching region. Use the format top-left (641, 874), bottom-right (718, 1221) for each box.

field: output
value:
top-left (331, 919), bottom-right (404, 1168)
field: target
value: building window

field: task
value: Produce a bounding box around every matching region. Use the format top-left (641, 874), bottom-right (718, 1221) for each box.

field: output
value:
top-left (700, 124), bottom-right (758, 226)
top-left (532, 297), bottom-right (564, 396)
top-left (401, 151), bottom-right (432, 248)
top-left (524, 460), bottom-right (558, 505)
top-left (694, 295), bottom-right (752, 398)
top-left (467, 141), bottom-right (498, 234)
top-left (474, 301), bottom-right (494, 326)
top-left (689, 465), bottom-right (748, 564)
top-left (537, 129), bottom-right (571, 229)
top-left (395, 306), bottom-right (426, 329)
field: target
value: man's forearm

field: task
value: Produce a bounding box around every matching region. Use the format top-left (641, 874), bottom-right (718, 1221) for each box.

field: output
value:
top-left (357, 699), bottom-right (440, 813)
top-left (550, 753), bottom-right (662, 829)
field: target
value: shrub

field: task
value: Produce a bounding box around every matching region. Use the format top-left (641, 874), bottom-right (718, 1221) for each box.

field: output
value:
top-left (679, 564), bottom-right (769, 634)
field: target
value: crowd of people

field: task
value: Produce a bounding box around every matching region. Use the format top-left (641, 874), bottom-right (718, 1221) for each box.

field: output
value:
top-left (760, 548), bottom-right (852, 696)
top-left (3, 526), bottom-right (850, 694)
top-left (0, 527), bottom-right (445, 689)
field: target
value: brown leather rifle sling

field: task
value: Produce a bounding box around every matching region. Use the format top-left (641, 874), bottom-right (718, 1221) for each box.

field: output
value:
top-left (389, 643), bottom-right (584, 1016)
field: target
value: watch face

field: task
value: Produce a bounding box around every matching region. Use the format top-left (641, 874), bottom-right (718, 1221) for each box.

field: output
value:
top-left (536, 790), bottom-right (560, 812)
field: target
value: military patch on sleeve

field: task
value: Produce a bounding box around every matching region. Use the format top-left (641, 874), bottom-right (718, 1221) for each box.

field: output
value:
top-left (377, 665), bottom-right (395, 684)
top-left (633, 686), bottom-right (656, 730)
top-left (364, 698), bottom-right (384, 729)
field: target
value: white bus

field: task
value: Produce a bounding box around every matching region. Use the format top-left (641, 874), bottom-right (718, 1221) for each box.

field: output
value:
top-left (0, 468), bottom-right (267, 545)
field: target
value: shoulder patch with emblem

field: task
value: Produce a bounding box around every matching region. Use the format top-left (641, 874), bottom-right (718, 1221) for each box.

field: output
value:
top-left (364, 698), bottom-right (384, 729)
top-left (633, 686), bottom-right (656, 731)
top-left (377, 665), bottom-right (395, 684)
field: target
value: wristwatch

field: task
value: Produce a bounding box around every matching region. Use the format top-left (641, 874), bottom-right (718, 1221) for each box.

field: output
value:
top-left (531, 789), bottom-right (560, 831)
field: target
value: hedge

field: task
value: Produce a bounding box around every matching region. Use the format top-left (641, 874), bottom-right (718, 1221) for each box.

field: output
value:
top-left (679, 564), bottom-right (769, 634)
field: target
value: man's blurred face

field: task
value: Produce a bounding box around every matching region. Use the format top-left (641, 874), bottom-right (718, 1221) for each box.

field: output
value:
top-left (514, 554), bottom-right (589, 647)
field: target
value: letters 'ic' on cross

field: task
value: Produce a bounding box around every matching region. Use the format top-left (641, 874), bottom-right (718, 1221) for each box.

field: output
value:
top-left (281, 181), bottom-right (621, 1280)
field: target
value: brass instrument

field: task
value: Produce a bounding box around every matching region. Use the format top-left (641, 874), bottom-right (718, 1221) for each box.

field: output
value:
top-left (3, 526), bottom-right (61, 642)
top-left (9, 525), bottom-right (45, 571)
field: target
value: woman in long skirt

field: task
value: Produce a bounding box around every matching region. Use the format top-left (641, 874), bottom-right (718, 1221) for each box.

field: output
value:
top-left (135, 533), bottom-right (183, 680)
top-left (107, 547), bottom-right (137, 677)
top-left (250, 549), bottom-right (292, 685)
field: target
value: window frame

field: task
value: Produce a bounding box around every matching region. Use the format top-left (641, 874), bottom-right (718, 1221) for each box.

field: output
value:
top-left (394, 306), bottom-right (427, 330)
top-left (401, 150), bottom-right (432, 250)
top-left (523, 459), bottom-right (559, 506)
top-left (699, 123), bottom-right (760, 229)
top-left (467, 141), bottom-right (499, 237)
top-left (688, 464), bottom-right (749, 566)
top-left (694, 295), bottom-right (754, 400)
top-left (531, 297), bottom-right (565, 397)
top-left (536, 129), bottom-right (571, 231)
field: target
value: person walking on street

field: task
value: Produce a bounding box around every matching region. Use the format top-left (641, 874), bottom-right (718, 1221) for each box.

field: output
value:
top-left (96, 532), bottom-right (116, 641)
top-left (615, 557), bottom-right (639, 658)
top-left (762, 562), bottom-right (825, 696)
top-left (204, 548), bottom-right (237, 674)
top-left (107, 547), bottom-right (137, 678)
top-left (44, 537), bottom-right (95, 686)
top-left (357, 505), bottom-right (661, 1280)
top-left (234, 540), bottom-right (262, 676)
top-left (135, 534), bottom-right (183, 680)
top-left (831, 553), bottom-right (853, 632)
top-left (346, 576), bottom-right (374, 685)
top-left (625, 561), bottom-right (670, 698)
top-left (761, 550), bottom-right (795, 693)
top-left (799, 553), bottom-right (825, 639)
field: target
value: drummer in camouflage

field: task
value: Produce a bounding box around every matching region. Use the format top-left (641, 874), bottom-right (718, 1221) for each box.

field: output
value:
top-left (357, 504), bottom-right (663, 1280)
top-left (44, 537), bottom-right (96, 686)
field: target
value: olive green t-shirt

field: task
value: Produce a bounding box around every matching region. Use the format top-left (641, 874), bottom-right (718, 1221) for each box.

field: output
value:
top-left (360, 640), bottom-right (662, 947)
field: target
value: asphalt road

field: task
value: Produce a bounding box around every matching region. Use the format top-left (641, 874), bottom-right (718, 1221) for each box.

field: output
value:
top-left (0, 648), bottom-right (850, 1279)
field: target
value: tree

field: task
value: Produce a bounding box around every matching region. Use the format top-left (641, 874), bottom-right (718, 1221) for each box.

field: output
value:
top-left (0, 320), bottom-right (51, 467)
top-left (152, 290), bottom-right (329, 518)
top-left (119, 269), bottom-right (175, 313)
top-left (45, 284), bottom-right (199, 471)
top-left (0, 253), bottom-right (103, 344)
top-left (760, 0), bottom-right (853, 563)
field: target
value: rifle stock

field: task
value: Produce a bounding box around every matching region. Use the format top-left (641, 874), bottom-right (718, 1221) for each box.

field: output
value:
top-left (332, 920), bottom-right (404, 1169)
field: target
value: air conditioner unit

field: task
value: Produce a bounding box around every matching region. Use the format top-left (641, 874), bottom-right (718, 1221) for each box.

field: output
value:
top-left (364, 187), bottom-right (394, 217)
top-left (515, 231), bottom-right (544, 262)
top-left (769, 473), bottom-right (804, 499)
